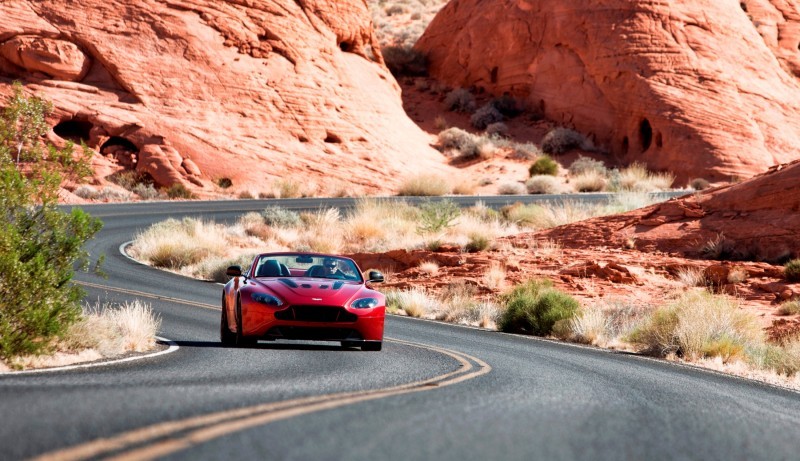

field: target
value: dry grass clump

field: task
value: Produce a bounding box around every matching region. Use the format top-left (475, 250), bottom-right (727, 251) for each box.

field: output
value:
top-left (418, 260), bottom-right (440, 276)
top-left (676, 266), bottom-right (707, 287)
top-left (612, 163), bottom-right (675, 192)
top-left (497, 182), bottom-right (526, 195)
top-left (397, 173), bottom-right (452, 196)
top-left (73, 185), bottom-right (133, 202)
top-left (570, 170), bottom-right (607, 192)
top-left (5, 301), bottom-right (161, 370)
top-left (385, 288), bottom-right (439, 317)
top-left (778, 300), bottom-right (800, 316)
top-left (482, 261), bottom-right (507, 290)
top-left (628, 289), bottom-right (762, 362)
top-left (130, 218), bottom-right (230, 269)
top-left (526, 175), bottom-right (561, 194)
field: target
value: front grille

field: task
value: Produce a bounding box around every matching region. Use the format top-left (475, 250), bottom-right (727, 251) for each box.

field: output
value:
top-left (274, 305), bottom-right (357, 323)
top-left (266, 327), bottom-right (361, 341)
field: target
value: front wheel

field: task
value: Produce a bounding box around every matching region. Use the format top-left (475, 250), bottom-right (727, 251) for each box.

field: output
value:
top-left (361, 341), bottom-right (382, 352)
top-left (234, 296), bottom-right (257, 347)
top-left (220, 297), bottom-right (236, 346)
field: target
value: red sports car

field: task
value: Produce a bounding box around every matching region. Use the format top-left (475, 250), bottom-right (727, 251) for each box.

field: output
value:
top-left (221, 252), bottom-right (386, 351)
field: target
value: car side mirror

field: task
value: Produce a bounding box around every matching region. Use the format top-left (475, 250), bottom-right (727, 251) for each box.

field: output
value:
top-left (226, 265), bottom-right (243, 277)
top-left (367, 270), bottom-right (384, 283)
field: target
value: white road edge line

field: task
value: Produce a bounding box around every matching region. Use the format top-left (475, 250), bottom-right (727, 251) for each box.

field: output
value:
top-left (0, 337), bottom-right (179, 376)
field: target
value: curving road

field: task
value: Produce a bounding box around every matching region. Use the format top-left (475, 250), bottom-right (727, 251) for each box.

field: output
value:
top-left (2, 196), bottom-right (800, 461)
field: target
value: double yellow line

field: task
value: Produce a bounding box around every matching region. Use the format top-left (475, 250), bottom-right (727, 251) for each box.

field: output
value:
top-left (39, 283), bottom-right (492, 460)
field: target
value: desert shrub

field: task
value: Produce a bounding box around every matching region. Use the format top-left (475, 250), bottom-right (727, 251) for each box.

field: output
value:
top-left (701, 233), bottom-right (734, 260)
top-left (785, 259), bottom-right (800, 282)
top-left (275, 178), bottom-right (302, 198)
top-left (0, 82), bottom-right (102, 359)
top-left (165, 183), bottom-right (195, 199)
top-left (690, 178), bottom-right (710, 190)
top-left (434, 115), bottom-right (448, 131)
top-left (497, 182), bottom-right (526, 195)
top-left (628, 289), bottom-right (762, 360)
top-left (464, 232), bottom-right (490, 252)
top-left (490, 94), bottom-right (521, 117)
top-left (568, 155), bottom-right (607, 176)
top-left (470, 103), bottom-right (504, 129)
top-left (510, 142), bottom-right (542, 160)
top-left (438, 127), bottom-right (478, 156)
top-left (528, 155), bottom-right (559, 176)
top-left (216, 177), bottom-right (233, 189)
top-left (109, 170), bottom-right (150, 190)
top-left (451, 178), bottom-right (478, 195)
top-left (262, 206), bottom-right (301, 228)
top-left (485, 122), bottom-right (508, 137)
top-left (382, 45), bottom-right (427, 76)
top-left (444, 88), bottom-right (476, 113)
top-left (541, 127), bottom-right (592, 154)
top-left (567, 306), bottom-right (608, 344)
top-left (74, 185), bottom-right (132, 202)
top-left (132, 183), bottom-right (161, 200)
top-left (748, 340), bottom-right (800, 376)
top-left (525, 175), bottom-right (560, 194)
top-left (498, 279), bottom-right (580, 336)
top-left (570, 171), bottom-right (607, 192)
top-left (778, 300), bottom-right (800, 316)
top-left (417, 199), bottom-right (460, 234)
top-left (397, 174), bottom-right (451, 196)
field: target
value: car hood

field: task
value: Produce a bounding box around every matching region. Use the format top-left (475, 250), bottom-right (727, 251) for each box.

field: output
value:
top-left (256, 278), bottom-right (367, 305)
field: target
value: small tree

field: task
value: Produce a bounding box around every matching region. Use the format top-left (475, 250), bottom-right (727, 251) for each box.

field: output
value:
top-left (0, 82), bottom-right (101, 360)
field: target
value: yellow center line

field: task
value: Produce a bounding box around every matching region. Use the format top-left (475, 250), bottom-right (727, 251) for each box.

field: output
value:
top-left (41, 282), bottom-right (492, 460)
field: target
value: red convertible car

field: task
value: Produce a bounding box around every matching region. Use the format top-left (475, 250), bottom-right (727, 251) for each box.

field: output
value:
top-left (221, 252), bottom-right (386, 351)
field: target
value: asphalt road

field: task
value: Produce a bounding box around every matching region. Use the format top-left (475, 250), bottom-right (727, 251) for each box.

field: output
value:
top-left (3, 195), bottom-right (800, 461)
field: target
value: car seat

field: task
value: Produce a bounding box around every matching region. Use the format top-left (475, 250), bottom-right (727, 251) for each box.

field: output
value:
top-left (305, 265), bottom-right (325, 277)
top-left (256, 260), bottom-right (283, 277)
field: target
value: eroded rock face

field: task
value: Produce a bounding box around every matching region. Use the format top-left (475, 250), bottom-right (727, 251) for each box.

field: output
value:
top-left (0, 0), bottom-right (448, 194)
top-left (535, 159), bottom-right (800, 262)
top-left (416, 0), bottom-right (800, 183)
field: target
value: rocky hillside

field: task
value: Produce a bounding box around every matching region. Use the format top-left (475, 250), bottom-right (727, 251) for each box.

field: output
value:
top-left (0, 0), bottom-right (451, 197)
top-left (416, 0), bottom-right (800, 184)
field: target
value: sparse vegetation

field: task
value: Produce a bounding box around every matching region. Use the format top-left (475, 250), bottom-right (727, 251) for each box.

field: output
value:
top-left (262, 206), bottom-right (301, 228)
top-left (570, 171), bottom-right (607, 192)
top-left (785, 259), bottom-right (800, 282)
top-left (165, 183), bottom-right (195, 199)
top-left (690, 178), bottom-right (710, 190)
top-left (528, 155), bottom-right (559, 176)
top-left (525, 175), bottom-right (561, 194)
top-left (498, 279), bottom-right (580, 336)
top-left (382, 45), bottom-right (428, 76)
top-left (541, 127), bottom-right (593, 154)
top-left (778, 300), bottom-right (800, 316)
top-left (568, 155), bottom-right (607, 176)
top-left (628, 289), bottom-right (762, 361)
top-left (444, 88), bottom-right (477, 113)
top-left (417, 199), bottom-right (461, 234)
top-left (497, 182), bottom-right (526, 195)
top-left (397, 173), bottom-right (451, 196)
top-left (470, 103), bottom-right (504, 130)
top-left (0, 83), bottom-right (102, 361)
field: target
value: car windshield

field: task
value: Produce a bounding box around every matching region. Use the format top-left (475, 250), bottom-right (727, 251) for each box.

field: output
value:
top-left (252, 254), bottom-right (363, 282)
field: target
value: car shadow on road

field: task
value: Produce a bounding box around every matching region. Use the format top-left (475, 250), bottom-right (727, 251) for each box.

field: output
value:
top-left (169, 340), bottom-right (355, 351)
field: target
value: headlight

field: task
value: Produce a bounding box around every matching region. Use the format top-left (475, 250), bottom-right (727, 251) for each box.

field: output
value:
top-left (251, 292), bottom-right (283, 307)
top-left (351, 297), bottom-right (379, 309)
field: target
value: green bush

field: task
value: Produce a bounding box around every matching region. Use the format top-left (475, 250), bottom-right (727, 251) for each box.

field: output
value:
top-left (529, 155), bottom-right (559, 176)
top-left (784, 259), bottom-right (800, 282)
top-left (498, 279), bottom-right (580, 335)
top-left (0, 82), bottom-right (102, 360)
top-left (464, 233), bottom-right (490, 252)
top-left (417, 199), bottom-right (460, 234)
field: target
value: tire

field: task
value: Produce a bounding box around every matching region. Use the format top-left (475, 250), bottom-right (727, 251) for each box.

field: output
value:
top-left (220, 296), bottom-right (236, 346)
top-left (234, 296), bottom-right (257, 347)
top-left (361, 341), bottom-right (382, 352)
top-left (341, 340), bottom-right (359, 349)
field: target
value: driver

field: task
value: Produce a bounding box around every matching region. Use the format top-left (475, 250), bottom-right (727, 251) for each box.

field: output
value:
top-left (322, 257), bottom-right (346, 279)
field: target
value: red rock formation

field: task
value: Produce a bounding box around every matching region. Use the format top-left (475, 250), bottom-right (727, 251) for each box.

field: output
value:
top-left (416, 0), bottom-right (800, 183)
top-left (535, 159), bottom-right (800, 262)
top-left (0, 0), bottom-right (450, 194)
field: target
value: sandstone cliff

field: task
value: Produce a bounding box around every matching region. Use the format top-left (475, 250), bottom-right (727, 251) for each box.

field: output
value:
top-left (0, 0), bottom-right (449, 195)
top-left (416, 0), bottom-right (800, 183)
